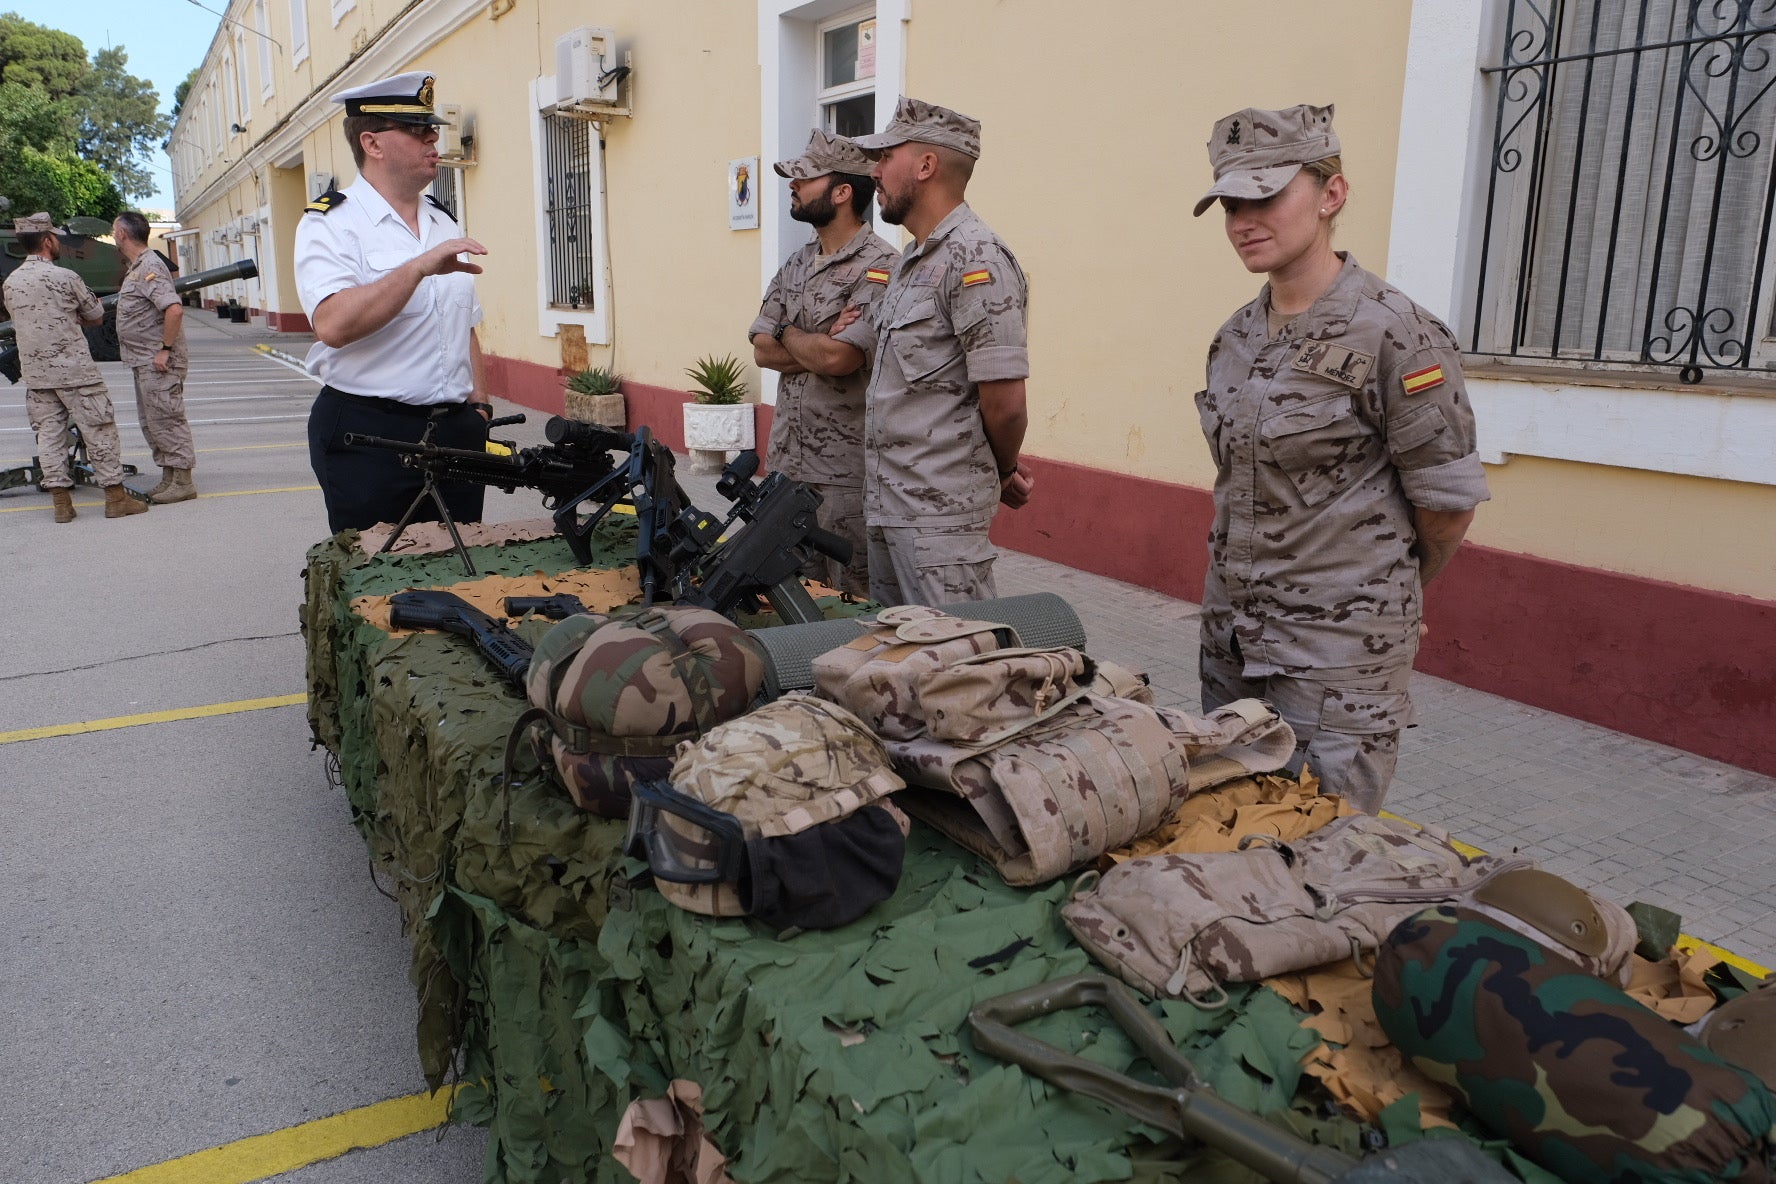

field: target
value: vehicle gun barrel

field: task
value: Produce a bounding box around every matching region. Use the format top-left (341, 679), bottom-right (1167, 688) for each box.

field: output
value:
top-left (0, 258), bottom-right (259, 343)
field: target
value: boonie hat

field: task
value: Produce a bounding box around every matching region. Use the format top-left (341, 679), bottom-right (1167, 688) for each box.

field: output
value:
top-left (774, 129), bottom-right (874, 179)
top-left (1193, 102), bottom-right (1340, 217)
top-left (852, 95), bottom-right (981, 160)
top-left (331, 70), bottom-right (448, 126)
top-left (13, 211), bottom-right (55, 233)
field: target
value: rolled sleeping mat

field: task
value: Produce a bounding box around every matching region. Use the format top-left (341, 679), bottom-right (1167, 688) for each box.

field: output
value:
top-left (746, 592), bottom-right (1086, 699)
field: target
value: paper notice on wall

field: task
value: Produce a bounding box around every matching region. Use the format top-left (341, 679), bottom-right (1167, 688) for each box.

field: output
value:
top-left (857, 20), bottom-right (876, 79)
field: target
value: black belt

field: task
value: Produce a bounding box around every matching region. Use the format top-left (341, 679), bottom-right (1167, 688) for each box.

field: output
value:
top-left (321, 386), bottom-right (465, 418)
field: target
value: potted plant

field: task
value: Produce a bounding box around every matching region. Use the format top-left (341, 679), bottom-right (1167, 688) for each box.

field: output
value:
top-left (565, 365), bottom-right (626, 428)
top-left (681, 353), bottom-right (754, 472)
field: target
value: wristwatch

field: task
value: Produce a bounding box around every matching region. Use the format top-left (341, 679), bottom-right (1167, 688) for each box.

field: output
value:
top-left (771, 321), bottom-right (789, 342)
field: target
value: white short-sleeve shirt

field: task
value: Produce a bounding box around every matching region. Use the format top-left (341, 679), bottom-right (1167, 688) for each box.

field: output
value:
top-left (294, 177), bottom-right (483, 405)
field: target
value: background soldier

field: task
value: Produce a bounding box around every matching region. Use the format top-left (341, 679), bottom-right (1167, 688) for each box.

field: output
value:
top-left (2, 212), bottom-right (146, 523)
top-left (295, 70), bottom-right (492, 534)
top-left (849, 96), bottom-right (1033, 607)
top-left (748, 129), bottom-right (896, 597)
top-left (113, 209), bottom-right (197, 504)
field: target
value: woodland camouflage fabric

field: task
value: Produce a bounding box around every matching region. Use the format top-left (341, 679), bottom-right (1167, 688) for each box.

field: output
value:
top-left (1374, 906), bottom-right (1776, 1184)
top-left (525, 607), bottom-right (765, 816)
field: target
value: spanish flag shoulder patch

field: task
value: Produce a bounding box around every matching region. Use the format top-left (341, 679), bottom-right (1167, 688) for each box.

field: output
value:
top-left (1401, 363), bottom-right (1445, 395)
top-left (961, 268), bottom-right (992, 288)
top-left (865, 267), bottom-right (890, 284)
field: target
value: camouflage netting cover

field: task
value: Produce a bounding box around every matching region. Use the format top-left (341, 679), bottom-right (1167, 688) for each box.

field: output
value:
top-left (301, 526), bottom-right (1589, 1184)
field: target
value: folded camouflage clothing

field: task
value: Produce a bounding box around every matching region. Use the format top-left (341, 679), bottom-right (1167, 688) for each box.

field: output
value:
top-left (1375, 904), bottom-right (1776, 1184)
top-left (1062, 814), bottom-right (1536, 1004)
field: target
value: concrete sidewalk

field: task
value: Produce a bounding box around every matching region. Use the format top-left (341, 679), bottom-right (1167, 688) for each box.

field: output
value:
top-left (202, 312), bottom-right (1776, 966)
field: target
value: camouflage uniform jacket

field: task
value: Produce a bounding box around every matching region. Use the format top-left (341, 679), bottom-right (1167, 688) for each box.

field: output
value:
top-left (748, 224), bottom-right (896, 487)
top-left (2, 257), bottom-right (102, 389)
top-left (864, 203), bottom-right (1029, 528)
top-left (115, 249), bottom-right (186, 369)
top-left (1196, 253), bottom-right (1489, 678)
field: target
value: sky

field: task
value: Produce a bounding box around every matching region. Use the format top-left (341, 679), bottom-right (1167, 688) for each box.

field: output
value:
top-left (6, 0), bottom-right (226, 213)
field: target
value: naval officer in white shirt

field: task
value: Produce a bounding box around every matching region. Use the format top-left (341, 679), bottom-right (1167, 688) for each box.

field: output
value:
top-left (295, 70), bottom-right (494, 533)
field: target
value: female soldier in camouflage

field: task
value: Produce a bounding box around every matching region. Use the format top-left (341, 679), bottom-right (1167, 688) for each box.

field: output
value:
top-left (1191, 103), bottom-right (1490, 812)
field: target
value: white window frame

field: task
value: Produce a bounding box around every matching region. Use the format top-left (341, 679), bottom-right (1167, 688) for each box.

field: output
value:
top-left (1390, 0), bottom-right (1776, 487)
top-left (815, 7), bottom-right (875, 136)
top-left (756, 0), bottom-right (907, 405)
top-left (528, 77), bottom-right (611, 344)
top-left (235, 33), bottom-right (252, 123)
top-left (331, 0), bottom-right (355, 29)
top-left (290, 0), bottom-right (310, 66)
top-left (256, 0), bottom-right (276, 99)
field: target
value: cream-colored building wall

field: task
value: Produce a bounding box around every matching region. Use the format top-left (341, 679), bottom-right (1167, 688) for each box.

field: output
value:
top-left (1468, 459), bottom-right (1775, 600)
top-left (902, 0), bottom-right (1413, 492)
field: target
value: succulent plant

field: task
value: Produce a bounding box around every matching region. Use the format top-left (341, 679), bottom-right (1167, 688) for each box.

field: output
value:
top-left (685, 354), bottom-right (748, 405)
top-left (566, 366), bottom-right (623, 396)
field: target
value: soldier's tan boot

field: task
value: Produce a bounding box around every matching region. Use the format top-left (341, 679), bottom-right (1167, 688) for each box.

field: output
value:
top-left (104, 484), bottom-right (148, 517)
top-left (146, 469), bottom-right (174, 498)
top-left (50, 489), bottom-right (75, 523)
top-left (148, 469), bottom-right (196, 504)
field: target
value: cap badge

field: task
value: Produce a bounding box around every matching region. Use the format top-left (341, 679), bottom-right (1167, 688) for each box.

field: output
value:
top-left (417, 77), bottom-right (435, 107)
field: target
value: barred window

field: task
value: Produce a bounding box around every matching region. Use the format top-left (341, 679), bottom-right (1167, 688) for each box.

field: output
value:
top-left (1471, 0), bottom-right (1776, 379)
top-left (541, 113), bottom-right (598, 310)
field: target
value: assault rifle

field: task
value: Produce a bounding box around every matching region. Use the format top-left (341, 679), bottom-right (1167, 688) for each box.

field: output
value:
top-left (503, 594), bottom-right (591, 620)
top-left (679, 450), bottom-right (853, 624)
top-left (971, 975), bottom-right (1517, 1184)
top-left (0, 259), bottom-right (261, 384)
top-left (388, 590), bottom-right (533, 691)
top-left (343, 414), bottom-right (631, 575)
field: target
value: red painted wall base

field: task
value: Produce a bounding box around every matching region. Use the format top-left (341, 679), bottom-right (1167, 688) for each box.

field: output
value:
top-left (490, 355), bottom-right (1776, 776)
top-left (266, 310), bottom-right (311, 333)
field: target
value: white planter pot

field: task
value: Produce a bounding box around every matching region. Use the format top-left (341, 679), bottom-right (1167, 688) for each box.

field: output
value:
top-left (681, 401), bottom-right (755, 452)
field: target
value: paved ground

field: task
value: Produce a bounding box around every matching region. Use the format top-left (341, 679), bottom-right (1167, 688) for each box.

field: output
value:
top-left (2, 311), bottom-right (1771, 1183)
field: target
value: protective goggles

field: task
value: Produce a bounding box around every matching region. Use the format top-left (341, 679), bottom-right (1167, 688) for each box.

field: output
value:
top-left (624, 778), bottom-right (747, 884)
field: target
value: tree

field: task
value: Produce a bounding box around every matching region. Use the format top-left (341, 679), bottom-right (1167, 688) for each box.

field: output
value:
top-left (8, 144), bottom-right (123, 220)
top-left (76, 46), bottom-right (167, 200)
top-left (171, 66), bottom-right (198, 120)
top-left (0, 13), bottom-right (88, 99)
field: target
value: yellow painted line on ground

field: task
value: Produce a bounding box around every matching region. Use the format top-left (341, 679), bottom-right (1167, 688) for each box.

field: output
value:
top-left (90, 1086), bottom-right (460, 1184)
top-left (1379, 810), bottom-right (1771, 977)
top-left (0, 694), bottom-right (306, 746)
top-left (0, 485), bottom-right (319, 513)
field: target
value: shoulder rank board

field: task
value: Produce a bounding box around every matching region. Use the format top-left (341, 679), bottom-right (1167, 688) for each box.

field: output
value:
top-left (1292, 338), bottom-right (1375, 389)
top-left (305, 190), bottom-right (347, 215)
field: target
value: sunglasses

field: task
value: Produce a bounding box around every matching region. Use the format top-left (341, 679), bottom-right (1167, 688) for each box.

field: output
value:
top-left (373, 122), bottom-right (439, 140)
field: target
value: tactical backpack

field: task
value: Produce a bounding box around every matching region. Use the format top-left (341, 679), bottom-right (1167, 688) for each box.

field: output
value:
top-left (519, 606), bottom-right (766, 817)
top-left (1374, 905), bottom-right (1776, 1184)
top-left (628, 693), bottom-right (908, 928)
top-left (1062, 815), bottom-right (1536, 1005)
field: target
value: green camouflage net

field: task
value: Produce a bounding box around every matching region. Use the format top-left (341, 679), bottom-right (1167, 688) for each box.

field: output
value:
top-left (300, 526), bottom-right (1550, 1184)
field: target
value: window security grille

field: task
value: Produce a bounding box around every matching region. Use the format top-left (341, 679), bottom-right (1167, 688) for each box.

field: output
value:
top-left (1472, 0), bottom-right (1776, 379)
top-left (541, 114), bottom-right (598, 309)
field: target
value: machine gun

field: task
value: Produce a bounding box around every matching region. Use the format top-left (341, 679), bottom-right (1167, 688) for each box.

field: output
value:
top-left (970, 975), bottom-right (1517, 1184)
top-left (0, 259), bottom-right (261, 384)
top-left (678, 450), bottom-right (853, 624)
top-left (342, 414), bottom-right (631, 576)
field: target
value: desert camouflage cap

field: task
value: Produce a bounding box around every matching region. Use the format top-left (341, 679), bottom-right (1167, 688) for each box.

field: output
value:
top-left (1192, 103), bottom-right (1340, 218)
top-left (13, 211), bottom-right (55, 233)
top-left (773, 128), bottom-right (874, 179)
top-left (852, 95), bottom-right (981, 160)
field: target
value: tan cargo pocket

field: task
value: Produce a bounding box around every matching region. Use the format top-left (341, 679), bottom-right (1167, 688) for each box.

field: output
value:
top-left (887, 300), bottom-right (951, 382)
top-left (912, 530), bottom-right (997, 572)
top-left (1387, 401), bottom-right (1450, 461)
top-left (1260, 397), bottom-right (1373, 507)
top-left (1318, 686), bottom-right (1412, 736)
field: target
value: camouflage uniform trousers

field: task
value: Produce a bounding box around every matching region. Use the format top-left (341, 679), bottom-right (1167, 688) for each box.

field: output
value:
top-left (130, 363), bottom-right (195, 470)
top-left (26, 384), bottom-right (126, 488)
top-left (804, 480), bottom-right (869, 599)
top-left (1200, 634), bottom-right (1412, 814)
top-left (866, 519), bottom-right (997, 608)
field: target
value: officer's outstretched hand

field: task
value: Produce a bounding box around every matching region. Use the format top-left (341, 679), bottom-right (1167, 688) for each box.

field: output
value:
top-left (416, 237), bottom-right (488, 276)
top-left (1000, 462), bottom-right (1033, 509)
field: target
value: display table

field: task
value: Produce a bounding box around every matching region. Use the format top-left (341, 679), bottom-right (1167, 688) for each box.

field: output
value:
top-left (302, 520), bottom-right (1548, 1184)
